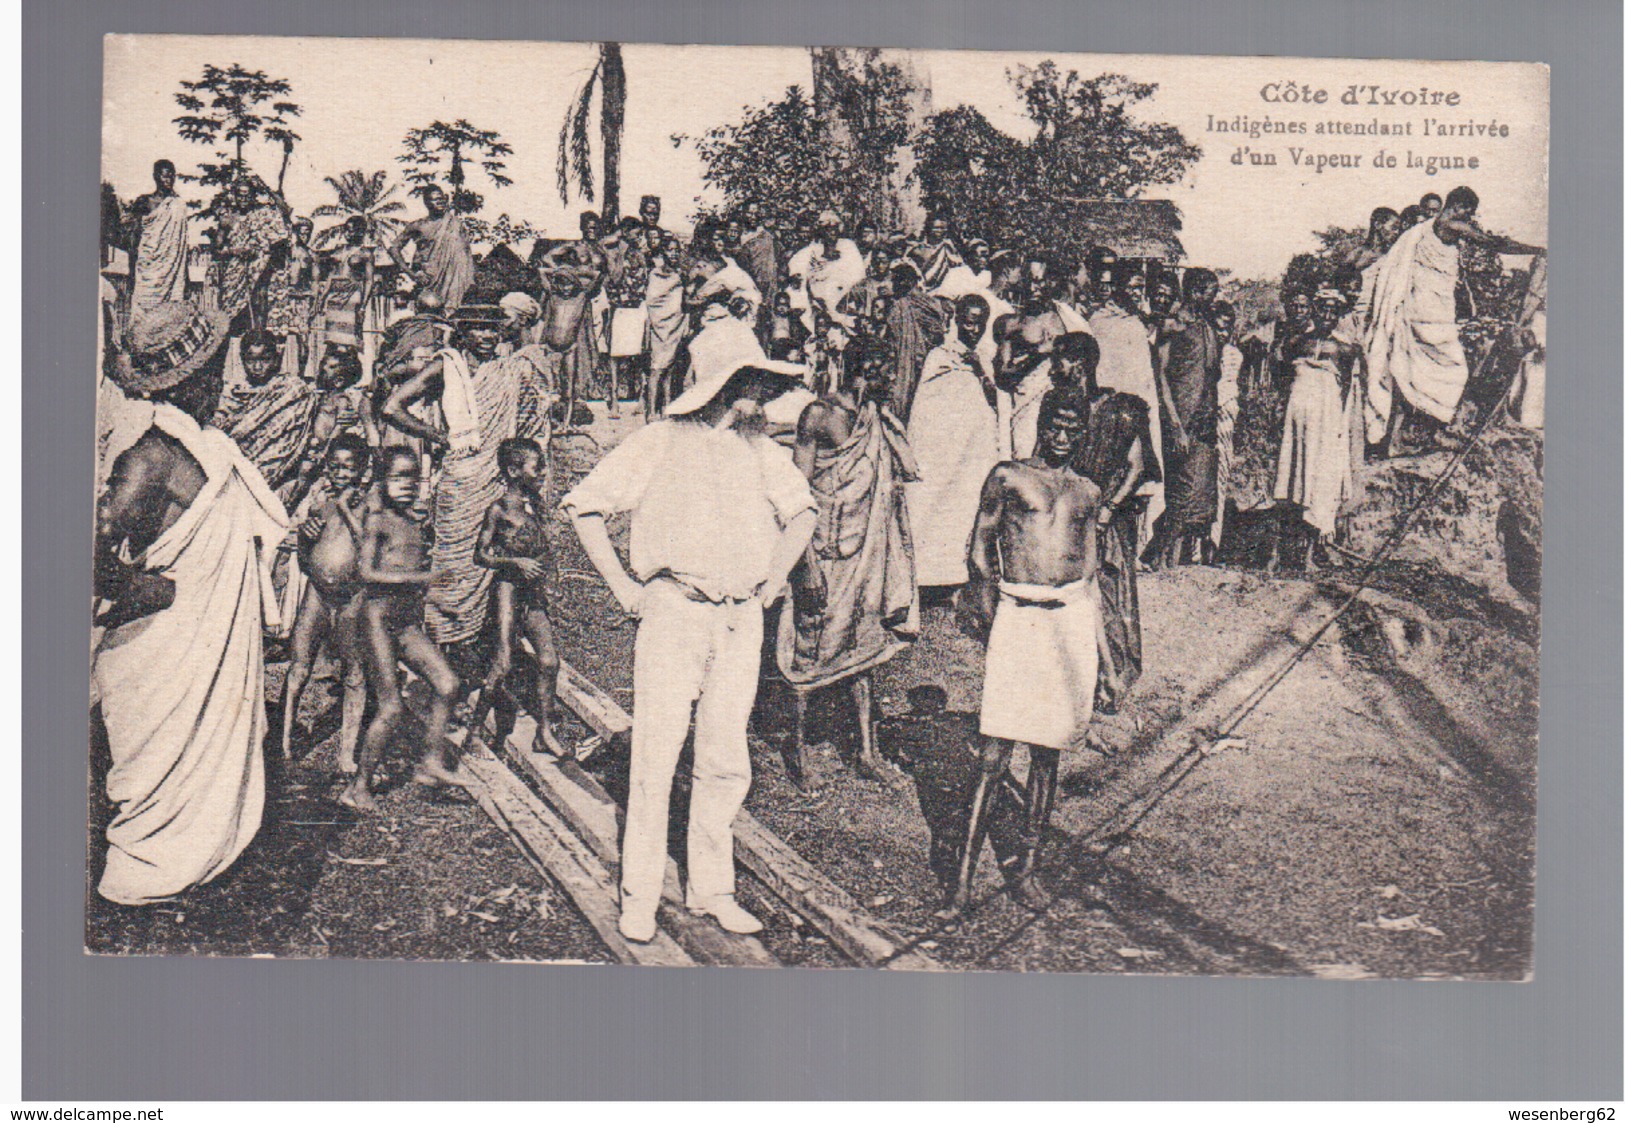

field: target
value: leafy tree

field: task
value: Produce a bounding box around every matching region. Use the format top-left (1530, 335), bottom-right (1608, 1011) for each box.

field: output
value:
top-left (1280, 225), bottom-right (1366, 296)
top-left (682, 75), bottom-right (916, 231)
top-left (809, 48), bottom-right (919, 225)
top-left (1008, 66), bottom-right (1200, 198)
top-left (556, 43), bottom-right (628, 222)
top-left (681, 86), bottom-right (828, 229)
top-left (172, 63), bottom-right (303, 189)
top-left (309, 170), bottom-right (409, 249)
top-left (913, 105), bottom-right (1034, 238)
top-left (398, 119), bottom-right (514, 213)
top-left (912, 65), bottom-right (1198, 259)
top-left (462, 213), bottom-right (547, 247)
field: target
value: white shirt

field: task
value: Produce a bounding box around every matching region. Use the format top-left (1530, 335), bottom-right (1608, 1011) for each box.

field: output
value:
top-left (562, 419), bottom-right (814, 603)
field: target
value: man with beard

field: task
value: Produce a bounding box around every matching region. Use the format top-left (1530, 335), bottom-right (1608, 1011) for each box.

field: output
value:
top-left (564, 337), bottom-right (815, 943)
top-left (776, 335), bottom-right (919, 791)
top-left (944, 386), bottom-right (1106, 918)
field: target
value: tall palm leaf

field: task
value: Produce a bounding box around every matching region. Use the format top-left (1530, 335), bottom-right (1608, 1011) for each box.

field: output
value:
top-left (310, 169), bottom-right (408, 248)
top-left (555, 43), bottom-right (626, 224)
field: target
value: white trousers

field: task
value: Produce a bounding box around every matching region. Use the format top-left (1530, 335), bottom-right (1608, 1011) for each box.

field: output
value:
top-left (621, 580), bottom-right (762, 922)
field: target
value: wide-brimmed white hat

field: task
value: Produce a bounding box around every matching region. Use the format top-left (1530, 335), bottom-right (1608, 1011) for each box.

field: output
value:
top-left (667, 320), bottom-right (806, 417)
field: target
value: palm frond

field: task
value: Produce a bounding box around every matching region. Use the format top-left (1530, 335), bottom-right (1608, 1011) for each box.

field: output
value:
top-left (570, 67), bottom-right (598, 203)
top-left (556, 62), bottom-right (600, 205)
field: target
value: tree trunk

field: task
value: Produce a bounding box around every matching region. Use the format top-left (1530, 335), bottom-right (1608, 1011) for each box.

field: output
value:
top-left (808, 46), bottom-right (931, 234)
top-left (599, 43), bottom-right (626, 225)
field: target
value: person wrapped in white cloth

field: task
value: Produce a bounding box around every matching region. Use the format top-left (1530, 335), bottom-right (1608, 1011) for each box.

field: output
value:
top-left (942, 385), bottom-right (1106, 921)
top-left (563, 332), bottom-right (815, 944)
top-left (93, 300), bottom-right (289, 905)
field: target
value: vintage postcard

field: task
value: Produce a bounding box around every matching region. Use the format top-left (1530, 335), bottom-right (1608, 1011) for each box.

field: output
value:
top-left (90, 35), bottom-right (1547, 978)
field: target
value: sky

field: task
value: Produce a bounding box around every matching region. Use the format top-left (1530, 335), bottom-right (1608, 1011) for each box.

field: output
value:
top-left (104, 36), bottom-right (1549, 281)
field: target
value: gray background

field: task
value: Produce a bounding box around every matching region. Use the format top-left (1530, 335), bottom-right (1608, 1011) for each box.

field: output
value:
top-left (24, 0), bottom-right (1621, 1100)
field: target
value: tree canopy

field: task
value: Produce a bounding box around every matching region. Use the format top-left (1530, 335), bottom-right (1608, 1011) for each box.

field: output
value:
top-left (310, 170), bottom-right (409, 249)
top-left (686, 58), bottom-right (1200, 261)
top-left (398, 119), bottom-right (514, 213)
top-left (172, 63), bottom-right (304, 189)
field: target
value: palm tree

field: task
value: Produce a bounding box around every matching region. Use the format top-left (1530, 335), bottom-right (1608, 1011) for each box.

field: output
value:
top-left (556, 42), bottom-right (627, 224)
top-left (310, 170), bottom-right (409, 249)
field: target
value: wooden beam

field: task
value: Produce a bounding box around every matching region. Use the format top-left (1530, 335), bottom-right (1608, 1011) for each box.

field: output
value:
top-left (458, 745), bottom-right (694, 969)
top-left (491, 715), bottom-right (779, 970)
top-left (558, 659), bottom-right (632, 745)
top-left (546, 669), bottom-right (945, 972)
top-left (731, 809), bottom-right (944, 971)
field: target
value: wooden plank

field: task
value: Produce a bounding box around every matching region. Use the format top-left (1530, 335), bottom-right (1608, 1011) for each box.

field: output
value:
top-left (458, 746), bottom-right (694, 969)
top-left (731, 810), bottom-right (944, 971)
top-left (558, 659), bottom-right (632, 744)
top-left (492, 716), bottom-right (779, 969)
top-left (545, 669), bottom-right (944, 972)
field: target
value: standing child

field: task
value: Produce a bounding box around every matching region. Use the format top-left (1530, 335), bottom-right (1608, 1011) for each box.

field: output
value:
top-left (467, 437), bottom-right (566, 757)
top-left (287, 345), bottom-right (371, 513)
top-left (339, 446), bottom-right (461, 811)
top-left (279, 432), bottom-right (370, 769)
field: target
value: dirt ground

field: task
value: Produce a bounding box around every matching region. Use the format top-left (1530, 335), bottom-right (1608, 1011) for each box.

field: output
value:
top-left (86, 403), bottom-right (1540, 979)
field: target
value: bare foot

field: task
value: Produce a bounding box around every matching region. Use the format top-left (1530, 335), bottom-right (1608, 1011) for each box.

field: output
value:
top-left (537, 722), bottom-right (568, 759)
top-left (932, 892), bottom-right (970, 925)
top-left (854, 754), bottom-right (909, 791)
top-left (789, 770), bottom-right (824, 796)
top-left (337, 785), bottom-right (376, 814)
top-left (413, 758), bottom-right (467, 789)
top-left (1011, 874), bottom-right (1052, 912)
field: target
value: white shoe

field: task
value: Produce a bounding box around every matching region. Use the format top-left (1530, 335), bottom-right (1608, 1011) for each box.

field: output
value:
top-left (618, 910), bottom-right (657, 944)
top-left (689, 895), bottom-right (764, 935)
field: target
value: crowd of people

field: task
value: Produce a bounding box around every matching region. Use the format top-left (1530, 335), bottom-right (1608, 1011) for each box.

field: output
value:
top-left (92, 159), bottom-right (1545, 943)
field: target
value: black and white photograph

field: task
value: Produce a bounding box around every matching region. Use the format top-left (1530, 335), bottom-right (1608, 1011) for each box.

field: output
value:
top-left (89, 34), bottom-right (1548, 980)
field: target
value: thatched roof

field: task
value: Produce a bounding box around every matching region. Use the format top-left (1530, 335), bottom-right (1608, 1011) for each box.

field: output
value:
top-left (1048, 198), bottom-right (1185, 263)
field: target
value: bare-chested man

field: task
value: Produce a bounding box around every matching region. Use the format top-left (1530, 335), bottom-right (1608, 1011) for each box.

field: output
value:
top-left (994, 256), bottom-right (1069, 459)
top-left (944, 385), bottom-right (1105, 919)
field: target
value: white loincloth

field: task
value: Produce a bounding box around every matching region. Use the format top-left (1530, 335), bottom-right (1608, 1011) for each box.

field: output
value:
top-left (979, 576), bottom-right (1100, 751)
